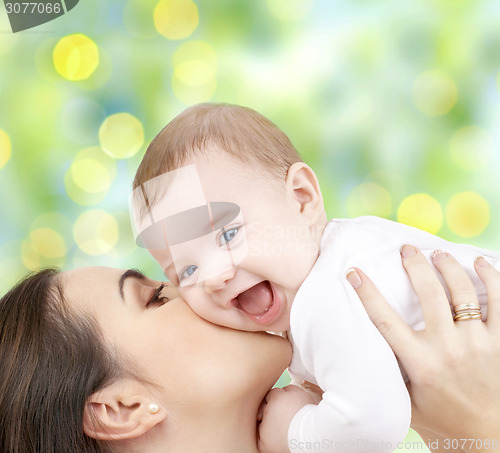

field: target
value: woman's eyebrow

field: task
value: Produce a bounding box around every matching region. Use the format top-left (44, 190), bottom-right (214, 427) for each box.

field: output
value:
top-left (119, 269), bottom-right (147, 300)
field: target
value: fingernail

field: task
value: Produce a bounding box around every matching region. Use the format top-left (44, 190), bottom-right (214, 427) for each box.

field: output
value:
top-left (432, 249), bottom-right (449, 262)
top-left (475, 256), bottom-right (489, 267)
top-left (346, 268), bottom-right (362, 289)
top-left (400, 244), bottom-right (417, 258)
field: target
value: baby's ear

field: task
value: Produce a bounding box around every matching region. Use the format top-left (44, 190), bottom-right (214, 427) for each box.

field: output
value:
top-left (285, 162), bottom-right (325, 222)
top-left (83, 379), bottom-right (166, 441)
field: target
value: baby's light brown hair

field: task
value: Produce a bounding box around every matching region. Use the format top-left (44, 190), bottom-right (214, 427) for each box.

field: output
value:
top-left (133, 103), bottom-right (303, 192)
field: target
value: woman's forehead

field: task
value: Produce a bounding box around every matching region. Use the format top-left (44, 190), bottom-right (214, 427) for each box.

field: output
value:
top-left (58, 267), bottom-right (121, 308)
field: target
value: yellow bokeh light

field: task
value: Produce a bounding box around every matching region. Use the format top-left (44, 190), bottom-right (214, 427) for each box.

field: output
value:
top-left (21, 226), bottom-right (67, 270)
top-left (99, 113), bottom-right (144, 159)
top-left (31, 212), bottom-right (72, 253)
top-left (173, 40), bottom-right (217, 68)
top-left (412, 70), bottom-right (458, 116)
top-left (53, 33), bottom-right (99, 81)
top-left (65, 173), bottom-right (107, 206)
top-left (449, 126), bottom-right (494, 171)
top-left (346, 183), bottom-right (392, 218)
top-left (174, 60), bottom-right (216, 86)
top-left (446, 192), bottom-right (490, 237)
top-left (0, 128), bottom-right (12, 169)
top-left (172, 41), bottom-right (217, 104)
top-left (154, 0), bottom-right (199, 40)
top-left (397, 193), bottom-right (443, 234)
top-left (71, 159), bottom-right (111, 193)
top-left (65, 147), bottom-right (117, 205)
top-left (29, 228), bottom-right (67, 259)
top-left (21, 240), bottom-right (42, 271)
top-left (73, 210), bottom-right (119, 255)
top-left (172, 73), bottom-right (217, 104)
top-left (266, 0), bottom-right (313, 21)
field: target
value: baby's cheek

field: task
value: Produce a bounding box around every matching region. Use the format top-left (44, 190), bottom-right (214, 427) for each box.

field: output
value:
top-left (177, 286), bottom-right (196, 305)
top-left (179, 289), bottom-right (213, 318)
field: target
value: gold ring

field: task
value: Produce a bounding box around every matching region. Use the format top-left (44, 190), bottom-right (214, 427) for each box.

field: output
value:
top-left (454, 303), bottom-right (481, 313)
top-left (454, 309), bottom-right (481, 316)
top-left (453, 312), bottom-right (482, 321)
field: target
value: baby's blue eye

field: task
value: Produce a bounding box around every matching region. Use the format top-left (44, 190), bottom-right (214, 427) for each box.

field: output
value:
top-left (219, 227), bottom-right (239, 246)
top-left (179, 265), bottom-right (198, 281)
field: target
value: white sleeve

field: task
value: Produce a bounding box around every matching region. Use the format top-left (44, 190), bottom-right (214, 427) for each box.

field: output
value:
top-left (288, 246), bottom-right (411, 453)
top-left (346, 217), bottom-right (500, 325)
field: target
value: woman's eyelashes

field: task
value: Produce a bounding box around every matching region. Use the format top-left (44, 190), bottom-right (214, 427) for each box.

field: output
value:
top-left (146, 283), bottom-right (169, 307)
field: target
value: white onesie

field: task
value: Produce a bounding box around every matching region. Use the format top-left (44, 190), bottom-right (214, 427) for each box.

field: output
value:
top-left (287, 216), bottom-right (500, 453)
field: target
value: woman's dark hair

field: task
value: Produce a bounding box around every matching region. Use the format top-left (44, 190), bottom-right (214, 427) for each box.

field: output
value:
top-left (0, 268), bottom-right (121, 453)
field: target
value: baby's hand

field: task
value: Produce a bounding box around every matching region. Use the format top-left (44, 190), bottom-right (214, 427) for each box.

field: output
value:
top-left (258, 385), bottom-right (316, 453)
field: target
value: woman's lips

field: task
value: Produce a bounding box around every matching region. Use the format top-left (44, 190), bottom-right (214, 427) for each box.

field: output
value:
top-left (233, 281), bottom-right (282, 325)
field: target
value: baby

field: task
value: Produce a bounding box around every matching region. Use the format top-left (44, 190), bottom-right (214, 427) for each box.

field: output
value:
top-left (130, 103), bottom-right (500, 453)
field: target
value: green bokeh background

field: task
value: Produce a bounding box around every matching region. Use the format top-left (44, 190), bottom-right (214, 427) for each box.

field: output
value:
top-left (1, 1), bottom-right (499, 450)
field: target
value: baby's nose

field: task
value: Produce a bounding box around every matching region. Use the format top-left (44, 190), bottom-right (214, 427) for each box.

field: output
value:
top-left (203, 267), bottom-right (236, 294)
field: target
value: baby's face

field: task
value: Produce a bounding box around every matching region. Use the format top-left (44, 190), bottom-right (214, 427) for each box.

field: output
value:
top-left (143, 147), bottom-right (322, 332)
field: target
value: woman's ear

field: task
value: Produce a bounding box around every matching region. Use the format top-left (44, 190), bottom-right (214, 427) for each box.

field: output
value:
top-left (83, 379), bottom-right (166, 441)
top-left (285, 162), bottom-right (325, 223)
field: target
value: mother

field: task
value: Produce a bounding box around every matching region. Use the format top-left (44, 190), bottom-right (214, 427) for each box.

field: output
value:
top-left (0, 266), bottom-right (292, 453)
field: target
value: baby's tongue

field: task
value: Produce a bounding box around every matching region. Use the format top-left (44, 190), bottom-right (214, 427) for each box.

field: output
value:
top-left (237, 281), bottom-right (272, 316)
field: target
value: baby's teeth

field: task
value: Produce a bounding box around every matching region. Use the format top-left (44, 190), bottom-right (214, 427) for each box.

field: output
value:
top-left (264, 307), bottom-right (269, 313)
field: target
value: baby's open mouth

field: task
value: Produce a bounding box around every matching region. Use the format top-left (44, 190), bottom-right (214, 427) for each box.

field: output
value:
top-left (233, 281), bottom-right (275, 319)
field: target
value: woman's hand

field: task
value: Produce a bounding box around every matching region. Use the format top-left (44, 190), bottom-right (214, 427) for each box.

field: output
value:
top-left (346, 245), bottom-right (500, 452)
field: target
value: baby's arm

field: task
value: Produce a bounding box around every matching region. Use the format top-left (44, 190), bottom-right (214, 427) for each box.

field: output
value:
top-left (349, 217), bottom-right (500, 322)
top-left (286, 248), bottom-right (412, 452)
top-left (258, 386), bottom-right (317, 453)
